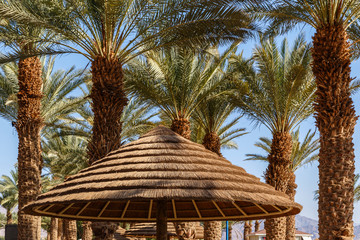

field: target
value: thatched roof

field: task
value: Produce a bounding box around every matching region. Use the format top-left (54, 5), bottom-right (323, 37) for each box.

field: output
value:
top-left (124, 223), bottom-right (203, 239)
top-left (24, 126), bottom-right (301, 221)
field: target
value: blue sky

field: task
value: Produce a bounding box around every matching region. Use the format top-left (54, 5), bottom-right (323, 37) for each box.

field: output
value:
top-left (1, 26), bottom-right (360, 223)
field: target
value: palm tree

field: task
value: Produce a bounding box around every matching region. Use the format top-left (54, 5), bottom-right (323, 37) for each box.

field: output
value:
top-left (230, 35), bottom-right (315, 239)
top-left (260, 1), bottom-right (360, 239)
top-left (246, 128), bottom-right (319, 239)
top-left (192, 89), bottom-right (247, 240)
top-left (126, 46), bottom-right (237, 138)
top-left (126, 45), bottom-right (237, 240)
top-left (0, 57), bottom-right (85, 239)
top-left (0, 168), bottom-right (18, 225)
top-left (192, 90), bottom-right (247, 155)
top-left (0, 6), bottom-right (58, 238)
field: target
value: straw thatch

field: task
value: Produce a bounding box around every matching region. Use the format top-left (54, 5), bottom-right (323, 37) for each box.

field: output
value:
top-left (123, 223), bottom-right (203, 239)
top-left (24, 126), bottom-right (301, 221)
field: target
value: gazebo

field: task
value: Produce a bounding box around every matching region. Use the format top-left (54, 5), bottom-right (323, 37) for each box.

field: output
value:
top-left (24, 126), bottom-right (302, 240)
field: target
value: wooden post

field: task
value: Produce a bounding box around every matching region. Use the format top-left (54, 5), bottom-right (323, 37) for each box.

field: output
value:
top-left (156, 200), bottom-right (168, 240)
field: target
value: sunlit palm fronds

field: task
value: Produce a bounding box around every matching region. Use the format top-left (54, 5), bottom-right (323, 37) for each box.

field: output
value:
top-left (126, 44), bottom-right (238, 122)
top-left (0, 0), bottom-right (259, 62)
top-left (230, 34), bottom-right (315, 134)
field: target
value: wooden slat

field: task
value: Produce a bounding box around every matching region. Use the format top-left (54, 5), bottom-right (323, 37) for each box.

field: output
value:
top-left (172, 200), bottom-right (177, 219)
top-left (192, 200), bottom-right (202, 218)
top-left (212, 201), bottom-right (225, 217)
top-left (121, 200), bottom-right (131, 218)
top-left (98, 201), bottom-right (110, 217)
top-left (232, 202), bottom-right (248, 216)
top-left (59, 203), bottom-right (74, 215)
top-left (253, 203), bottom-right (269, 214)
top-left (77, 202), bottom-right (91, 216)
top-left (148, 200), bottom-right (153, 219)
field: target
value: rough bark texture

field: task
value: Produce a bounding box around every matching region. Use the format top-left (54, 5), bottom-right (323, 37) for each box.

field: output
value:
top-left (88, 55), bottom-right (127, 164)
top-left (63, 219), bottom-right (77, 240)
top-left (157, 201), bottom-right (168, 240)
top-left (203, 132), bottom-right (222, 240)
top-left (286, 173), bottom-right (297, 240)
top-left (202, 132), bottom-right (221, 155)
top-left (50, 218), bottom-right (58, 240)
top-left (16, 57), bottom-right (43, 240)
top-left (264, 132), bottom-right (292, 240)
top-left (89, 56), bottom-right (127, 239)
top-left (204, 221), bottom-right (222, 240)
top-left (58, 219), bottom-right (64, 239)
top-left (229, 222), bottom-right (232, 240)
top-left (171, 118), bottom-right (191, 139)
top-left (172, 118), bottom-right (199, 240)
top-left (312, 25), bottom-right (356, 240)
top-left (82, 221), bottom-right (93, 240)
top-left (6, 210), bottom-right (12, 225)
top-left (244, 221), bottom-right (251, 240)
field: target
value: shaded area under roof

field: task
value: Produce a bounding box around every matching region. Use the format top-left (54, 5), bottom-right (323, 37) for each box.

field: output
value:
top-left (124, 223), bottom-right (204, 239)
top-left (24, 126), bottom-right (302, 221)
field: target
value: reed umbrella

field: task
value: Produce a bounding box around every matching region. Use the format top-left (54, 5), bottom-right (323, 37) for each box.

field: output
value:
top-left (23, 126), bottom-right (302, 240)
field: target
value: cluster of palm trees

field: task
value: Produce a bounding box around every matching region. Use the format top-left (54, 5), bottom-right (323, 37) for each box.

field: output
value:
top-left (0, 0), bottom-right (358, 240)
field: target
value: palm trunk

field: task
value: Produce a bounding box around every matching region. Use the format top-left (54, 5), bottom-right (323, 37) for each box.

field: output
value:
top-left (286, 174), bottom-right (297, 240)
top-left (171, 118), bottom-right (191, 139)
top-left (264, 132), bottom-right (292, 240)
top-left (16, 56), bottom-right (43, 240)
top-left (89, 56), bottom-right (127, 239)
top-left (254, 220), bottom-right (260, 232)
top-left (6, 210), bottom-right (12, 225)
top-left (82, 221), bottom-right (92, 240)
top-left (203, 132), bottom-right (222, 240)
top-left (172, 118), bottom-right (199, 240)
top-left (228, 222), bottom-right (232, 240)
top-left (63, 219), bottom-right (77, 240)
top-left (50, 218), bottom-right (58, 240)
top-left (243, 221), bottom-right (251, 240)
top-left (204, 222), bottom-right (222, 240)
top-left (312, 25), bottom-right (356, 240)
top-left (58, 219), bottom-right (64, 240)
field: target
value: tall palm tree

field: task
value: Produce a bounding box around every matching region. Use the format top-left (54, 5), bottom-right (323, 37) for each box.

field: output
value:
top-left (246, 128), bottom-right (319, 239)
top-left (0, 8), bottom-right (58, 238)
top-left (191, 83), bottom-right (247, 240)
top-left (230, 35), bottom-right (315, 239)
top-left (0, 168), bottom-right (18, 225)
top-left (126, 46), bottom-right (237, 240)
top-left (260, 1), bottom-right (360, 239)
top-left (0, 57), bottom-right (85, 239)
